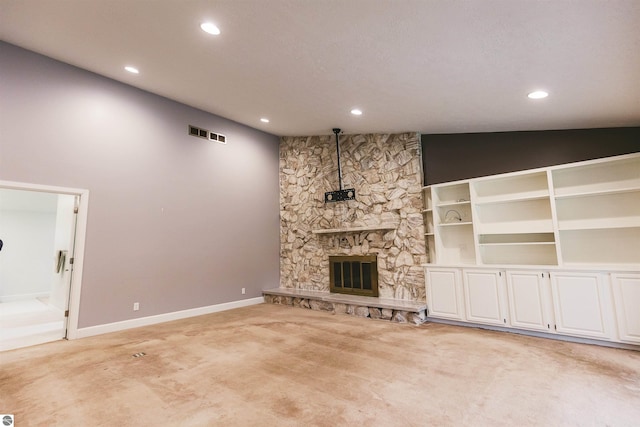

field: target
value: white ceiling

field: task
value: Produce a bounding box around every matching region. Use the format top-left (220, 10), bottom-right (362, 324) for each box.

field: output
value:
top-left (1, 0), bottom-right (639, 137)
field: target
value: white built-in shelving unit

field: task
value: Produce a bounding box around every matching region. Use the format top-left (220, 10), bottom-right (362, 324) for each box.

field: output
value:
top-left (422, 187), bottom-right (436, 263)
top-left (472, 170), bottom-right (557, 266)
top-left (422, 152), bottom-right (640, 346)
top-left (430, 182), bottom-right (476, 265)
top-left (551, 155), bottom-right (640, 268)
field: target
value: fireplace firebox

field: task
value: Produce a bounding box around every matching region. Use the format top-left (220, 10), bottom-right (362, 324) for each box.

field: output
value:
top-left (329, 255), bottom-right (378, 297)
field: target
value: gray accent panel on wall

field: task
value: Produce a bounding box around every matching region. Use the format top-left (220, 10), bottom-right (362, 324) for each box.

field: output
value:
top-left (0, 42), bottom-right (280, 328)
top-left (422, 127), bottom-right (640, 185)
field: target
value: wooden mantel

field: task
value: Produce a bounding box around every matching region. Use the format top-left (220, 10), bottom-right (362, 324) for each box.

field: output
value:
top-left (312, 224), bottom-right (397, 235)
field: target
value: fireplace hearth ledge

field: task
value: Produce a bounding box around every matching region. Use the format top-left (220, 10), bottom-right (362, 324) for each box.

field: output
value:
top-left (262, 288), bottom-right (427, 325)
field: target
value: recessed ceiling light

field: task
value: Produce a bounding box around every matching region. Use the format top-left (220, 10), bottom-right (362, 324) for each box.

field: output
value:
top-left (527, 90), bottom-right (549, 99)
top-left (350, 109), bottom-right (363, 116)
top-left (200, 22), bottom-right (221, 35)
top-left (260, 118), bottom-right (270, 123)
top-left (124, 66), bottom-right (139, 74)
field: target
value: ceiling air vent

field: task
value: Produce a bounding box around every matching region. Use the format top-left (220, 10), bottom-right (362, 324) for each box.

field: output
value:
top-left (209, 132), bottom-right (227, 144)
top-left (188, 125), bottom-right (228, 144)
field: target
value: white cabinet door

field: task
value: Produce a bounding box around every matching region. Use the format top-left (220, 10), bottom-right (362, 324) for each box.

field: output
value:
top-left (463, 269), bottom-right (507, 326)
top-left (426, 268), bottom-right (464, 320)
top-left (550, 272), bottom-right (615, 340)
top-left (506, 271), bottom-right (553, 332)
top-left (611, 273), bottom-right (640, 344)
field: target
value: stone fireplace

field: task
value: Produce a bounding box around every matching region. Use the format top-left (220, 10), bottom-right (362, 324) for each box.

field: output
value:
top-left (278, 132), bottom-right (427, 304)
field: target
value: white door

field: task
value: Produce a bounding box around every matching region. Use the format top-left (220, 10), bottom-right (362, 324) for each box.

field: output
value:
top-left (463, 269), bottom-right (507, 326)
top-left (506, 270), bottom-right (553, 332)
top-left (550, 272), bottom-right (615, 340)
top-left (426, 268), bottom-right (465, 320)
top-left (611, 273), bottom-right (640, 344)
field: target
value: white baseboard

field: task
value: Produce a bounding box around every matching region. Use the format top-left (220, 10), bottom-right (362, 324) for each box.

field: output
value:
top-left (74, 296), bottom-right (264, 339)
top-left (426, 317), bottom-right (640, 351)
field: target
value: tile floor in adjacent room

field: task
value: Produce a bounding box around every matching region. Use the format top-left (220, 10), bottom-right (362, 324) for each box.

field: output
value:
top-left (0, 298), bottom-right (65, 351)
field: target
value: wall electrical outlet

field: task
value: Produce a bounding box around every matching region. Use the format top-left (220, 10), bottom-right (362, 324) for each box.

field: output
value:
top-left (133, 302), bottom-right (140, 311)
top-left (241, 288), bottom-right (246, 295)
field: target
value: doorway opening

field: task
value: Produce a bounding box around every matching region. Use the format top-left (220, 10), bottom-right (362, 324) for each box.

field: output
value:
top-left (0, 181), bottom-right (88, 351)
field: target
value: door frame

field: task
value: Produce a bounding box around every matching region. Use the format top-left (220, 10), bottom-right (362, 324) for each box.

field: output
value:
top-left (0, 180), bottom-right (89, 340)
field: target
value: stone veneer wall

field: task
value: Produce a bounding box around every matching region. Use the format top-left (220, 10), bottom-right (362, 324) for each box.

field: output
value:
top-left (279, 132), bottom-right (427, 301)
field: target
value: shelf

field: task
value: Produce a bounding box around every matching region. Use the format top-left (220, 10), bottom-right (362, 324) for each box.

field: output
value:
top-left (553, 186), bottom-right (640, 200)
top-left (480, 242), bottom-right (556, 247)
top-left (436, 203), bottom-right (472, 225)
top-left (474, 192), bottom-right (550, 205)
top-left (433, 183), bottom-right (470, 206)
top-left (425, 233), bottom-right (436, 264)
top-left (312, 225), bottom-right (396, 234)
top-left (552, 156), bottom-right (640, 198)
top-left (435, 200), bottom-right (471, 208)
top-left (423, 186), bottom-right (433, 211)
top-left (438, 221), bottom-right (473, 227)
top-left (558, 219), bottom-right (640, 231)
top-left (475, 197), bottom-right (554, 235)
top-left (559, 228), bottom-right (640, 265)
top-left (480, 244), bottom-right (558, 266)
top-left (424, 209), bottom-right (434, 234)
top-left (476, 222), bottom-right (554, 234)
top-left (555, 191), bottom-right (640, 231)
top-left (473, 171), bottom-right (549, 202)
top-left (478, 233), bottom-right (555, 244)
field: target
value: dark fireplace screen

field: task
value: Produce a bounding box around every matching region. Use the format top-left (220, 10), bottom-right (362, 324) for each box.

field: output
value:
top-left (329, 255), bottom-right (378, 297)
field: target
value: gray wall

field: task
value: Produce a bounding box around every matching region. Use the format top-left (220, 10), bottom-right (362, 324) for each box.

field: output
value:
top-left (0, 42), bottom-right (280, 328)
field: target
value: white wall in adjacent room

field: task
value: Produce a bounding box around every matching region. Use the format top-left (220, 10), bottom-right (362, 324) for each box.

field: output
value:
top-left (0, 189), bottom-right (58, 300)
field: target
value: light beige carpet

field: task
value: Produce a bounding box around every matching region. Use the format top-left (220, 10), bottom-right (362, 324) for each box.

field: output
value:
top-left (1, 303), bottom-right (639, 426)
